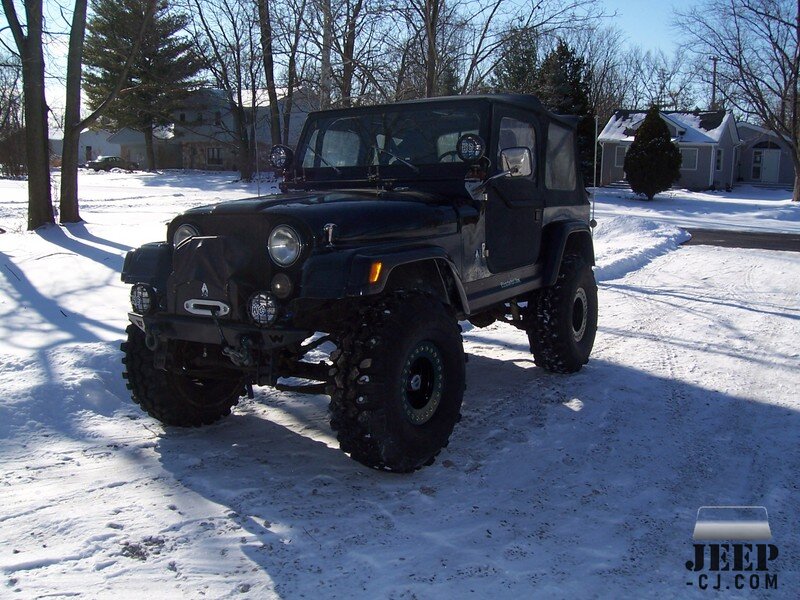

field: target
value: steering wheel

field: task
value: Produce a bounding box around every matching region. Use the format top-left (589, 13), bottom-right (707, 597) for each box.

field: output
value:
top-left (438, 150), bottom-right (460, 162)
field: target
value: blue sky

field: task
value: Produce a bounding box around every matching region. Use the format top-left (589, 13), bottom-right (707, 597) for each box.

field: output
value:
top-left (599, 0), bottom-right (698, 51)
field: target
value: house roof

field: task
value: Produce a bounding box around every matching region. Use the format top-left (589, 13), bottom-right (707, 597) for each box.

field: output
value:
top-left (599, 109), bottom-right (735, 144)
top-left (106, 126), bottom-right (174, 145)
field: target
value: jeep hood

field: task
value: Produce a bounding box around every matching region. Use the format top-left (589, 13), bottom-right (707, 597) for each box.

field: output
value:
top-left (183, 189), bottom-right (459, 244)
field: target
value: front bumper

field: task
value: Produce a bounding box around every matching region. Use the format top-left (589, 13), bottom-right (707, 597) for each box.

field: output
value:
top-left (128, 312), bottom-right (310, 350)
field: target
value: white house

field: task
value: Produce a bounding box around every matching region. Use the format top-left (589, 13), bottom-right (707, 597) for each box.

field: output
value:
top-left (598, 109), bottom-right (740, 191)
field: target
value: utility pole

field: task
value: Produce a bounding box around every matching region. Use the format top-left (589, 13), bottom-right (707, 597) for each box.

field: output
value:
top-left (710, 55), bottom-right (719, 110)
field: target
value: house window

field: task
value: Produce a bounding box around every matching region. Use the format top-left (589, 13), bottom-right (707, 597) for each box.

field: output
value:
top-left (752, 150), bottom-right (762, 180)
top-left (196, 112), bottom-right (204, 124)
top-left (214, 111), bottom-right (222, 126)
top-left (680, 148), bottom-right (698, 170)
top-left (614, 145), bottom-right (627, 168)
top-left (179, 113), bottom-right (186, 123)
top-left (715, 148), bottom-right (723, 171)
top-left (207, 147), bottom-right (222, 166)
top-left (545, 123), bottom-right (576, 191)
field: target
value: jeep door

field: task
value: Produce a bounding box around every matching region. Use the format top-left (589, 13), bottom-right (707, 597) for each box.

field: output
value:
top-left (485, 111), bottom-right (543, 273)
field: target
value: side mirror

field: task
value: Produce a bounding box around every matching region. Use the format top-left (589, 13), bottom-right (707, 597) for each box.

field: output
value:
top-left (269, 144), bottom-right (294, 170)
top-left (456, 133), bottom-right (486, 163)
top-left (500, 147), bottom-right (532, 177)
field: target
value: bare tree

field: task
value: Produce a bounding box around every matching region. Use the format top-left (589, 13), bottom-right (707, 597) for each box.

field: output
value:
top-left (273, 0), bottom-right (311, 141)
top-left (677, 0), bottom-right (800, 201)
top-left (1, 0), bottom-right (54, 229)
top-left (0, 51), bottom-right (25, 179)
top-left (389, 0), bottom-right (604, 100)
top-left (563, 25), bottom-right (627, 124)
top-left (59, 0), bottom-right (157, 223)
top-left (256, 0), bottom-right (282, 144)
top-left (188, 0), bottom-right (263, 180)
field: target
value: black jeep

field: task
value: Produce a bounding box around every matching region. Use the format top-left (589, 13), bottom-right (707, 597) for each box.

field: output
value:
top-left (121, 94), bottom-right (597, 472)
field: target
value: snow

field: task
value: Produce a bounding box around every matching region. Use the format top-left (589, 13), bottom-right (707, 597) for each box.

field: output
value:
top-left (591, 185), bottom-right (800, 234)
top-left (1, 171), bottom-right (799, 597)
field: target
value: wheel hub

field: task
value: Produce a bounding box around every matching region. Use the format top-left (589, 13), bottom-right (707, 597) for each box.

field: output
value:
top-left (400, 341), bottom-right (444, 425)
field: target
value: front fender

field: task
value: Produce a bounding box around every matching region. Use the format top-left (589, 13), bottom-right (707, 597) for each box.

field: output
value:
top-left (300, 246), bottom-right (468, 312)
top-left (121, 242), bottom-right (172, 288)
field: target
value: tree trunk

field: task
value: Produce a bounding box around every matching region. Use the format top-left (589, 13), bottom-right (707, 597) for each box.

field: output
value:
top-left (234, 108), bottom-right (253, 181)
top-left (59, 127), bottom-right (81, 222)
top-left (281, 2), bottom-right (304, 145)
top-left (257, 0), bottom-right (282, 146)
top-left (21, 43), bottom-right (53, 229)
top-left (144, 126), bottom-right (156, 170)
top-left (2, 0), bottom-right (55, 229)
top-left (340, 0), bottom-right (364, 108)
top-left (319, 0), bottom-right (333, 109)
top-left (59, 0), bottom-right (88, 224)
top-left (424, 0), bottom-right (440, 98)
top-left (794, 168), bottom-right (800, 202)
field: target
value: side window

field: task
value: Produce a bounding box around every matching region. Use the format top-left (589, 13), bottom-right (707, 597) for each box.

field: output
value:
top-left (545, 123), bottom-right (576, 191)
top-left (680, 148), bottom-right (698, 170)
top-left (498, 117), bottom-right (536, 172)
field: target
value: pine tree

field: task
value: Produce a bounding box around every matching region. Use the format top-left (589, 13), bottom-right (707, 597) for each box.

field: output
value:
top-left (624, 105), bottom-right (682, 200)
top-left (83, 0), bottom-right (202, 170)
top-left (492, 27), bottom-right (540, 93)
top-left (532, 41), bottom-right (595, 184)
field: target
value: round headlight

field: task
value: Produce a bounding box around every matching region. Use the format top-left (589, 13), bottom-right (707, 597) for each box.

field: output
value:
top-left (249, 292), bottom-right (278, 326)
top-left (173, 223), bottom-right (200, 247)
top-left (268, 225), bottom-right (302, 266)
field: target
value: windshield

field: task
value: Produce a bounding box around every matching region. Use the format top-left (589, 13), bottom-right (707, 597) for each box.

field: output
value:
top-left (297, 106), bottom-right (483, 174)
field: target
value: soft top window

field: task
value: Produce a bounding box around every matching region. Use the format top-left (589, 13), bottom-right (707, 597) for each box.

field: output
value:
top-left (545, 123), bottom-right (576, 191)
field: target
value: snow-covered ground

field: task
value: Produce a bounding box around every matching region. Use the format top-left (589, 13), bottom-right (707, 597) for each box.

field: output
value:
top-left (591, 185), bottom-right (800, 234)
top-left (0, 172), bottom-right (798, 598)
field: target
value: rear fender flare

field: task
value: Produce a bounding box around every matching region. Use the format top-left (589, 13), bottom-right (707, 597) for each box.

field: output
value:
top-left (542, 221), bottom-right (595, 287)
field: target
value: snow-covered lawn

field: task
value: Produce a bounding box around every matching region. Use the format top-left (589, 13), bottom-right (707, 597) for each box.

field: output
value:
top-left (591, 184), bottom-right (800, 233)
top-left (0, 172), bottom-right (798, 598)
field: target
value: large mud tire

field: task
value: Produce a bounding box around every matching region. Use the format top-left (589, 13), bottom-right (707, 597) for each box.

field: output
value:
top-left (121, 325), bottom-right (245, 426)
top-left (527, 254), bottom-right (597, 373)
top-left (330, 294), bottom-right (465, 472)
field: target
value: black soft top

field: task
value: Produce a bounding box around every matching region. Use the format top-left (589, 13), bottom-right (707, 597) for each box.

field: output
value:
top-left (306, 94), bottom-right (576, 129)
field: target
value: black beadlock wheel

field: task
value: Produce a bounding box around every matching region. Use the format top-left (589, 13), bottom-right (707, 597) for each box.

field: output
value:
top-left (329, 293), bottom-right (465, 472)
top-left (527, 254), bottom-right (598, 373)
top-left (121, 324), bottom-right (245, 426)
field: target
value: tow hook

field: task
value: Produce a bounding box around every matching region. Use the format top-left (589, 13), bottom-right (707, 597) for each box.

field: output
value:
top-left (223, 337), bottom-right (255, 368)
top-left (144, 327), bottom-right (160, 351)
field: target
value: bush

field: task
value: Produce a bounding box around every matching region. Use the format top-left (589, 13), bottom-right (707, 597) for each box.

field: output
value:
top-left (624, 105), bottom-right (681, 200)
top-left (0, 126), bottom-right (26, 178)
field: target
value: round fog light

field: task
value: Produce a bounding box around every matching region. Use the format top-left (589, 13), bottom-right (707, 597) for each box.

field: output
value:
top-left (131, 284), bottom-right (156, 314)
top-left (249, 292), bottom-right (278, 326)
top-left (271, 273), bottom-right (293, 299)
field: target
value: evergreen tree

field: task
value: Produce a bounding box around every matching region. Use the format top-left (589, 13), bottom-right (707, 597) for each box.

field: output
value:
top-left (83, 0), bottom-right (202, 170)
top-left (623, 105), bottom-right (682, 200)
top-left (492, 27), bottom-right (539, 93)
top-left (532, 41), bottom-right (594, 184)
